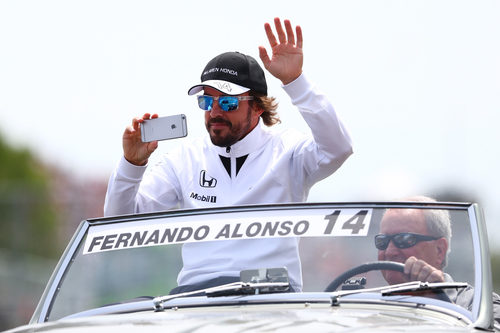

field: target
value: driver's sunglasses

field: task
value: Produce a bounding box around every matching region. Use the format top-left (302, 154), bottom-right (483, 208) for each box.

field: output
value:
top-left (374, 232), bottom-right (441, 250)
top-left (197, 95), bottom-right (254, 112)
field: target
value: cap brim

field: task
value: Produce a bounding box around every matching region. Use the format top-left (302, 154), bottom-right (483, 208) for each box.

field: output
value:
top-left (187, 80), bottom-right (250, 96)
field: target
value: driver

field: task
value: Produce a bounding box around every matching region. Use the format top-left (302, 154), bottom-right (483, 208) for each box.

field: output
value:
top-left (376, 195), bottom-right (500, 323)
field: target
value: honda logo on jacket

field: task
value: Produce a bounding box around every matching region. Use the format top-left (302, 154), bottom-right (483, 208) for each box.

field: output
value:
top-left (199, 170), bottom-right (217, 188)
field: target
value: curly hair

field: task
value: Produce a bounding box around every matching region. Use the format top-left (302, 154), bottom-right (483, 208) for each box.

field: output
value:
top-left (249, 92), bottom-right (281, 126)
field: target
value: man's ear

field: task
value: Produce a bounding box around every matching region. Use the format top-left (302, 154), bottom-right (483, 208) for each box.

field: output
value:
top-left (435, 238), bottom-right (448, 268)
top-left (250, 104), bottom-right (264, 125)
top-left (253, 104), bottom-right (264, 117)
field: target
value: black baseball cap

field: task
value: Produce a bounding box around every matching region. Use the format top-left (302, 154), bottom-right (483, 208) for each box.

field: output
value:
top-left (187, 51), bottom-right (267, 96)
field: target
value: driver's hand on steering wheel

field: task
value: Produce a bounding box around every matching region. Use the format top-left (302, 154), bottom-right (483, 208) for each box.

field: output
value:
top-left (404, 256), bottom-right (445, 283)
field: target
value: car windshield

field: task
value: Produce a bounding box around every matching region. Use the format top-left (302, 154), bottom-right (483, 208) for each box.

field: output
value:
top-left (35, 202), bottom-right (481, 322)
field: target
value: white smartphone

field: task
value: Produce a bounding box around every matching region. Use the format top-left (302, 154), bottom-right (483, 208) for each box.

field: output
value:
top-left (140, 114), bottom-right (188, 142)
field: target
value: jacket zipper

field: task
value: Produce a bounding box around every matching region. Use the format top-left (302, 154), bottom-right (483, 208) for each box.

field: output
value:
top-left (227, 146), bottom-right (236, 179)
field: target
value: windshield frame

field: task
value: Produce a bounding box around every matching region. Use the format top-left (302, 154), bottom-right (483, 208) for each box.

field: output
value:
top-left (29, 201), bottom-right (492, 329)
top-left (468, 203), bottom-right (494, 327)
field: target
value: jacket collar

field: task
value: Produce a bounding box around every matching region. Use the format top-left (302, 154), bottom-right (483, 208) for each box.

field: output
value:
top-left (211, 119), bottom-right (270, 157)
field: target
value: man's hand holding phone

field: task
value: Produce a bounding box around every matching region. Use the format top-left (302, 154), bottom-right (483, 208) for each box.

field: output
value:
top-left (123, 113), bottom-right (188, 166)
top-left (123, 113), bottom-right (159, 166)
top-left (140, 114), bottom-right (187, 143)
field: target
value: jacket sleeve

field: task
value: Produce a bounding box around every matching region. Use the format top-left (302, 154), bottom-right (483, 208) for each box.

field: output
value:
top-left (103, 156), bottom-right (181, 216)
top-left (282, 73), bottom-right (353, 185)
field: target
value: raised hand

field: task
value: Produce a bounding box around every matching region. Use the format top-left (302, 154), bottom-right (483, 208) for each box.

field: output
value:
top-left (259, 18), bottom-right (303, 85)
top-left (123, 113), bottom-right (159, 166)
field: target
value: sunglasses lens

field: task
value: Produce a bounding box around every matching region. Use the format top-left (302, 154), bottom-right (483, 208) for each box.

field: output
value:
top-left (375, 235), bottom-right (390, 250)
top-left (393, 233), bottom-right (417, 249)
top-left (197, 96), bottom-right (240, 112)
top-left (218, 96), bottom-right (239, 112)
top-left (198, 96), bottom-right (213, 111)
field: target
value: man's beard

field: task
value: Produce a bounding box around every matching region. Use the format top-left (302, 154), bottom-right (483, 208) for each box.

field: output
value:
top-left (206, 108), bottom-right (253, 147)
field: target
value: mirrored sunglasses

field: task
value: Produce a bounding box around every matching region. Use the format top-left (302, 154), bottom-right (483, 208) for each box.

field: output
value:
top-left (374, 232), bottom-right (441, 250)
top-left (197, 95), bottom-right (254, 112)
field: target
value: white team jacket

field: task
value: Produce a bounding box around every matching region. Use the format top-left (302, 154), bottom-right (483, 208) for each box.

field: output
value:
top-left (104, 73), bottom-right (353, 291)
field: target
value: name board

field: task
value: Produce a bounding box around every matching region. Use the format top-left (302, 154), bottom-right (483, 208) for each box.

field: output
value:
top-left (84, 209), bottom-right (372, 255)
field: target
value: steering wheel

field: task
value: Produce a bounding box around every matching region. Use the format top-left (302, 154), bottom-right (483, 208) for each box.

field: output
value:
top-left (324, 261), bottom-right (404, 292)
top-left (323, 261), bottom-right (451, 303)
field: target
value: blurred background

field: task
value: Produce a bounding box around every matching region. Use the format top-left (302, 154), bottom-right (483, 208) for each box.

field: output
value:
top-left (1, 0), bottom-right (499, 330)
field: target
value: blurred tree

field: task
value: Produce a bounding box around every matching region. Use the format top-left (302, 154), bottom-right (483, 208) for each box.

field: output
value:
top-left (432, 188), bottom-right (480, 204)
top-left (491, 252), bottom-right (500, 292)
top-left (0, 135), bottom-right (59, 257)
top-left (0, 134), bottom-right (107, 330)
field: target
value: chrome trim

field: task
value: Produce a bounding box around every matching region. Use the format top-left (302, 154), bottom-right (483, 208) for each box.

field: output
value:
top-left (469, 203), bottom-right (494, 330)
top-left (87, 201), bottom-right (471, 227)
top-left (30, 220), bottom-right (90, 323)
top-left (62, 292), bottom-right (472, 325)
